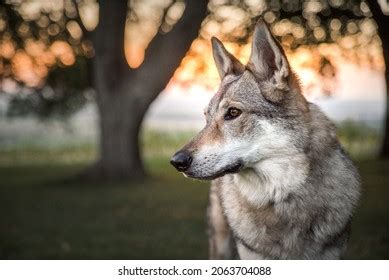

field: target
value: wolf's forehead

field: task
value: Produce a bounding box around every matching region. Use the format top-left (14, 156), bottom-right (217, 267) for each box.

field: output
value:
top-left (207, 71), bottom-right (262, 112)
top-left (207, 75), bottom-right (238, 112)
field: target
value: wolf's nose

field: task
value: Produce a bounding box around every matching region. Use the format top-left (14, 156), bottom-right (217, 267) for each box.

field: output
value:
top-left (170, 151), bottom-right (192, 172)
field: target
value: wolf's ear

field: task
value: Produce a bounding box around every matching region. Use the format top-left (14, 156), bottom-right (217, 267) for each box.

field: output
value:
top-left (211, 37), bottom-right (244, 79)
top-left (248, 20), bottom-right (290, 102)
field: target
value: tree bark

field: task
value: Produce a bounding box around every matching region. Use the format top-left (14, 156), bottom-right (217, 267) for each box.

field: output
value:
top-left (87, 0), bottom-right (208, 180)
top-left (368, 0), bottom-right (389, 158)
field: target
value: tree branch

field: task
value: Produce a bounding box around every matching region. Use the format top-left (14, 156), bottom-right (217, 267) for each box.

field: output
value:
top-left (71, 0), bottom-right (93, 41)
top-left (131, 0), bottom-right (208, 105)
top-left (278, 6), bottom-right (367, 22)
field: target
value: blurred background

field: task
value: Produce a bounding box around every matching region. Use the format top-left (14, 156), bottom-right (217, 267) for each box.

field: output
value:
top-left (0, 0), bottom-right (388, 259)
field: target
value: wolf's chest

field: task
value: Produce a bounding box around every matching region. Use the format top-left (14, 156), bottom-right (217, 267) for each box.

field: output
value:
top-left (219, 177), bottom-right (307, 258)
top-left (221, 184), bottom-right (284, 239)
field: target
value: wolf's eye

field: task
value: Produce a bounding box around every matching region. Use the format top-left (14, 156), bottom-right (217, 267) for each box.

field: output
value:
top-left (224, 107), bottom-right (242, 120)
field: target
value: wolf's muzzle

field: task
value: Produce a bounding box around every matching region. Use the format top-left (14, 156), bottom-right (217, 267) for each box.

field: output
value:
top-left (170, 150), bottom-right (192, 172)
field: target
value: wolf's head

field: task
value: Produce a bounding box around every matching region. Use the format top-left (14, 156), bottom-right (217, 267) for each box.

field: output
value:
top-left (170, 20), bottom-right (310, 180)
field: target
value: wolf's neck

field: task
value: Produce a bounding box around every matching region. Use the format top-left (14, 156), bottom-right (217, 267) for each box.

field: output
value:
top-left (233, 154), bottom-right (310, 207)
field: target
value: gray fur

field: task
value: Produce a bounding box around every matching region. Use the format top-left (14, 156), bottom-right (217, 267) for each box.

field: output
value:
top-left (171, 20), bottom-right (361, 259)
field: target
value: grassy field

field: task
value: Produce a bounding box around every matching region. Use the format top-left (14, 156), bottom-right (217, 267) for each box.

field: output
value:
top-left (0, 129), bottom-right (388, 259)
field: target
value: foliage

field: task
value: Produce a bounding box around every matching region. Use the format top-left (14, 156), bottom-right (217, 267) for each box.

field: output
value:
top-left (206, 0), bottom-right (375, 47)
top-left (179, 0), bottom-right (382, 95)
top-left (337, 119), bottom-right (381, 159)
top-left (1, 0), bottom-right (93, 118)
top-left (338, 119), bottom-right (379, 141)
top-left (0, 0), bottom-right (93, 86)
top-left (6, 56), bottom-right (91, 118)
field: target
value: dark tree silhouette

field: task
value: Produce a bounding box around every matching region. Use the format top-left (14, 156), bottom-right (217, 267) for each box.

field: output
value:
top-left (87, 1), bottom-right (208, 179)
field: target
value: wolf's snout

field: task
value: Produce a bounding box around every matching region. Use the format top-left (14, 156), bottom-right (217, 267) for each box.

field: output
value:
top-left (170, 151), bottom-right (192, 172)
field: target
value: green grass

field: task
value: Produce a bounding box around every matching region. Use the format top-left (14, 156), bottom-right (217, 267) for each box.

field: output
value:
top-left (346, 160), bottom-right (389, 259)
top-left (337, 120), bottom-right (381, 160)
top-left (0, 128), bottom-right (388, 259)
top-left (0, 160), bottom-right (209, 259)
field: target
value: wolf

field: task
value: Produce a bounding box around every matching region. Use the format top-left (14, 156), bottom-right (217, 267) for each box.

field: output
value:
top-left (170, 20), bottom-right (361, 260)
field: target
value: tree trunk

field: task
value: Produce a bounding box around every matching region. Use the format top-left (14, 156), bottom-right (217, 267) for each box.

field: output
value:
top-left (369, 0), bottom-right (389, 158)
top-left (87, 0), bottom-right (208, 180)
top-left (95, 91), bottom-right (146, 179)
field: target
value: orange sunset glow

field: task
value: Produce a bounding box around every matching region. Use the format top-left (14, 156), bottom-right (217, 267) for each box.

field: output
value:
top-left (166, 35), bottom-right (384, 96)
top-left (1, 35), bottom-right (384, 93)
